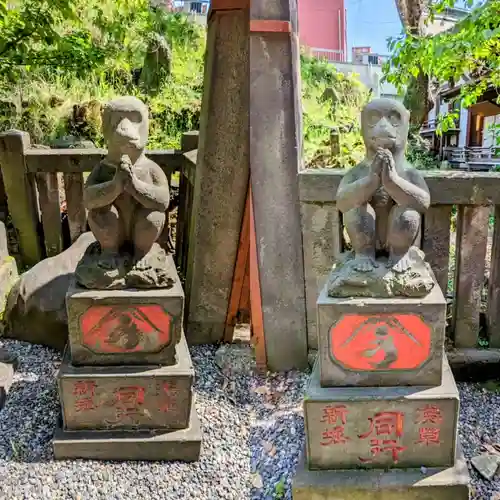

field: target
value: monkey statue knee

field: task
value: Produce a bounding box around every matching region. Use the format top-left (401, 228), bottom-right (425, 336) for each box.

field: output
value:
top-left (76, 96), bottom-right (174, 290)
top-left (329, 98), bottom-right (433, 298)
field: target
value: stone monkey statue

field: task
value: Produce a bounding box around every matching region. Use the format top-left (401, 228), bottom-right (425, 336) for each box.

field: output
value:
top-left (336, 98), bottom-right (430, 274)
top-left (83, 96), bottom-right (170, 267)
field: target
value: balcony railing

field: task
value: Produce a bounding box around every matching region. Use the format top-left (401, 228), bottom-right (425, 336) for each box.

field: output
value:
top-left (443, 146), bottom-right (500, 170)
top-left (421, 118), bottom-right (460, 134)
top-left (310, 48), bottom-right (346, 63)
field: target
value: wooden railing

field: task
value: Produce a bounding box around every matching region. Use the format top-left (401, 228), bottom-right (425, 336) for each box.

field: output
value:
top-left (299, 168), bottom-right (500, 350)
top-left (0, 130), bottom-right (199, 278)
top-left (443, 146), bottom-right (500, 170)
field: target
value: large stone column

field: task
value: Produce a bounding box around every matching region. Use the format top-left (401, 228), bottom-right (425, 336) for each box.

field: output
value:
top-left (185, 3), bottom-right (250, 344)
top-left (249, 0), bottom-right (308, 370)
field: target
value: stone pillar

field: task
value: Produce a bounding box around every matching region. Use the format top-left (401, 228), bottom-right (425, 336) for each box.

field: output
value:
top-left (249, 0), bottom-right (308, 371)
top-left (185, 3), bottom-right (249, 344)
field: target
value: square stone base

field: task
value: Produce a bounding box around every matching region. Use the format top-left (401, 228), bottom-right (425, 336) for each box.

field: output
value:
top-left (53, 405), bottom-right (202, 462)
top-left (58, 332), bottom-right (193, 431)
top-left (305, 357), bottom-right (459, 470)
top-left (317, 281), bottom-right (446, 387)
top-left (292, 445), bottom-right (470, 500)
top-left (67, 258), bottom-right (184, 366)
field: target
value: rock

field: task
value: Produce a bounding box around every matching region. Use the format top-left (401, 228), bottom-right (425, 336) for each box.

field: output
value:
top-left (0, 347), bottom-right (15, 410)
top-left (327, 246), bottom-right (435, 298)
top-left (471, 454), bottom-right (500, 480)
top-left (75, 242), bottom-right (175, 290)
top-left (215, 343), bottom-right (256, 378)
top-left (3, 232), bottom-right (95, 351)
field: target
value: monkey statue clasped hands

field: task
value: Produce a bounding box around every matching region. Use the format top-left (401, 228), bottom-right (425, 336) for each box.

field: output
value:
top-left (75, 96), bottom-right (174, 290)
top-left (328, 98), bottom-right (434, 298)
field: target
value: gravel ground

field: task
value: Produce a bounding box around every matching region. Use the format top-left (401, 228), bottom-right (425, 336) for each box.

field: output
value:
top-left (1, 338), bottom-right (500, 500)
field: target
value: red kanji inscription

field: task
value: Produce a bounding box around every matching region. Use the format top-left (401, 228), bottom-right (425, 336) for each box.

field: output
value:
top-left (73, 380), bottom-right (98, 412)
top-left (80, 305), bottom-right (172, 354)
top-left (159, 382), bottom-right (179, 412)
top-left (330, 314), bottom-right (431, 371)
top-left (320, 405), bottom-right (348, 425)
top-left (358, 412), bottom-right (404, 439)
top-left (416, 404), bottom-right (443, 425)
top-left (416, 427), bottom-right (441, 445)
top-left (359, 439), bottom-right (407, 464)
top-left (359, 411), bottom-right (407, 464)
top-left (113, 385), bottom-right (146, 421)
top-left (321, 426), bottom-right (350, 446)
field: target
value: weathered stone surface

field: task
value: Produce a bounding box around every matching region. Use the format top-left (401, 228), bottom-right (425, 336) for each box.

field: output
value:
top-left (304, 357), bottom-right (459, 470)
top-left (67, 256), bottom-right (183, 366)
top-left (185, 10), bottom-right (249, 345)
top-left (59, 332), bottom-right (193, 431)
top-left (293, 445), bottom-right (470, 500)
top-left (76, 242), bottom-right (175, 290)
top-left (471, 454), bottom-right (500, 480)
top-left (317, 279), bottom-right (446, 387)
top-left (215, 343), bottom-right (256, 379)
top-left (327, 247), bottom-right (434, 299)
top-left (53, 403), bottom-right (201, 461)
top-left (335, 100), bottom-right (430, 280)
top-left (3, 232), bottom-right (95, 351)
top-left (0, 349), bottom-right (15, 410)
top-left (82, 96), bottom-right (171, 291)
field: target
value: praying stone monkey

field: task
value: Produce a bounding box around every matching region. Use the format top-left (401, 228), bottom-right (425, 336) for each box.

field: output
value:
top-left (83, 96), bottom-right (170, 268)
top-left (336, 98), bottom-right (430, 273)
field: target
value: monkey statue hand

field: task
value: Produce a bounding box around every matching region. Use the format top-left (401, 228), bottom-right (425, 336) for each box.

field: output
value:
top-left (381, 149), bottom-right (397, 185)
top-left (370, 148), bottom-right (386, 178)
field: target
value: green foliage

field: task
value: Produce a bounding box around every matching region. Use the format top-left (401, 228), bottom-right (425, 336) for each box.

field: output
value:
top-left (0, 1), bottom-right (206, 148)
top-left (385, 0), bottom-right (500, 130)
top-left (406, 131), bottom-right (441, 170)
top-left (301, 53), bottom-right (369, 168)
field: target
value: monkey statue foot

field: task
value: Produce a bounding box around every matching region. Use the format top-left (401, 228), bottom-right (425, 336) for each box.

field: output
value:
top-left (387, 250), bottom-right (414, 274)
top-left (351, 253), bottom-right (379, 273)
top-left (327, 247), bottom-right (434, 298)
top-left (75, 241), bottom-right (175, 290)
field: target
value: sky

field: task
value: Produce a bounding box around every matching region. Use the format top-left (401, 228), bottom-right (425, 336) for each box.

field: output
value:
top-left (346, 0), bottom-right (402, 55)
top-left (346, 0), bottom-right (477, 56)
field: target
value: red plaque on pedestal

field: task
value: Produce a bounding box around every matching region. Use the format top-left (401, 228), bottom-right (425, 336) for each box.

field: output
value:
top-left (80, 305), bottom-right (172, 354)
top-left (330, 314), bottom-right (431, 371)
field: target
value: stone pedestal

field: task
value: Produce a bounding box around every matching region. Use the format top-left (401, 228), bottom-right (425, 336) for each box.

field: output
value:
top-left (67, 269), bottom-right (184, 366)
top-left (292, 279), bottom-right (469, 498)
top-left (317, 283), bottom-right (446, 387)
top-left (53, 258), bottom-right (201, 461)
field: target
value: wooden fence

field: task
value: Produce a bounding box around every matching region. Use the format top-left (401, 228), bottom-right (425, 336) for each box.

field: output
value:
top-left (299, 169), bottom-right (500, 350)
top-left (0, 130), bottom-right (199, 279)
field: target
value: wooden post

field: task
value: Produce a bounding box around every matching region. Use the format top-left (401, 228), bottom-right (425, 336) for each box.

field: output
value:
top-left (0, 131), bottom-right (42, 266)
top-left (249, 0), bottom-right (308, 370)
top-left (185, 3), bottom-right (249, 344)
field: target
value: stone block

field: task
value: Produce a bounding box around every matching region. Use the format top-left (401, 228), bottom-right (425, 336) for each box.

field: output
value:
top-left (67, 262), bottom-right (184, 366)
top-left (292, 445), bottom-right (470, 500)
top-left (58, 333), bottom-right (193, 431)
top-left (53, 404), bottom-right (202, 461)
top-left (304, 357), bottom-right (459, 470)
top-left (317, 281), bottom-right (446, 387)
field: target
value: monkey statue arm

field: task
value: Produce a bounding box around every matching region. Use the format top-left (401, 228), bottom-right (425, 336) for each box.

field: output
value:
top-left (336, 160), bottom-right (382, 213)
top-left (381, 154), bottom-right (430, 213)
top-left (83, 163), bottom-right (124, 210)
top-left (124, 163), bottom-right (170, 212)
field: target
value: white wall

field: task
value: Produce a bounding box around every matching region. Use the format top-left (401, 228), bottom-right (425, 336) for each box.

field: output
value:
top-left (458, 106), bottom-right (469, 147)
top-left (332, 62), bottom-right (401, 100)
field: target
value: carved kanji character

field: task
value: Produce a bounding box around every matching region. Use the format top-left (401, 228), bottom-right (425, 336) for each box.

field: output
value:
top-left (72, 380), bottom-right (96, 397)
top-left (416, 404), bottom-right (443, 425)
top-left (320, 426), bottom-right (349, 446)
top-left (359, 439), bottom-right (407, 464)
top-left (320, 405), bottom-right (349, 425)
top-left (416, 427), bottom-right (441, 445)
top-left (359, 411), bottom-right (404, 439)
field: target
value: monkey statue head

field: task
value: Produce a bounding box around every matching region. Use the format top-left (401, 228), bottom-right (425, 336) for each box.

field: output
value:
top-left (361, 98), bottom-right (410, 155)
top-left (102, 96), bottom-right (149, 159)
